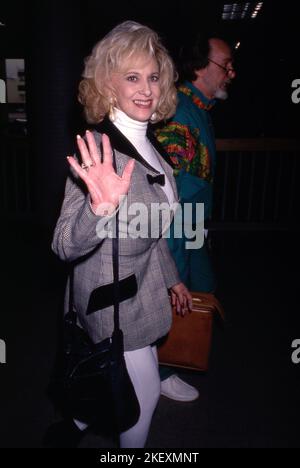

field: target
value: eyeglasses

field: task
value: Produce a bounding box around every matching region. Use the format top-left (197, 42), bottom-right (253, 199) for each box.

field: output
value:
top-left (208, 58), bottom-right (235, 76)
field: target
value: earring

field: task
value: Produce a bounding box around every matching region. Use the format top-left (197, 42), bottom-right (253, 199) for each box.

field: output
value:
top-left (150, 112), bottom-right (157, 122)
top-left (109, 97), bottom-right (115, 122)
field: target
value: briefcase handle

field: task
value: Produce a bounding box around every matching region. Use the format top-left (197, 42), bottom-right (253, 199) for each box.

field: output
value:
top-left (191, 292), bottom-right (225, 321)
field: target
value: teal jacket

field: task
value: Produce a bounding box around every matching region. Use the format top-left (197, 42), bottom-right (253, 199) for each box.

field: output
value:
top-left (156, 81), bottom-right (216, 220)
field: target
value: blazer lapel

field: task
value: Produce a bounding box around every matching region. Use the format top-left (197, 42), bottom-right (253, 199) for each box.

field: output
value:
top-left (96, 117), bottom-right (159, 174)
top-left (96, 117), bottom-right (175, 174)
top-left (96, 117), bottom-right (178, 200)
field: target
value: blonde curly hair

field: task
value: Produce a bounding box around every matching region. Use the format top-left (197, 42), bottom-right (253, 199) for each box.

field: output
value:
top-left (78, 21), bottom-right (177, 124)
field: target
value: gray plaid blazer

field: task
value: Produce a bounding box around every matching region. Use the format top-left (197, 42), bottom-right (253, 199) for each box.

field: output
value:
top-left (52, 118), bottom-right (181, 351)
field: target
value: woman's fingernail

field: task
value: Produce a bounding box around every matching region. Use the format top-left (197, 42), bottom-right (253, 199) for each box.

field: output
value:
top-left (77, 134), bottom-right (81, 140)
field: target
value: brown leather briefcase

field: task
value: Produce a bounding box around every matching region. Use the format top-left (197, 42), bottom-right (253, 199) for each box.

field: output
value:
top-left (158, 292), bottom-right (225, 372)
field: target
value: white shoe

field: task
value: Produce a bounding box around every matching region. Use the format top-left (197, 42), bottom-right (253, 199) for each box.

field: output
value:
top-left (160, 375), bottom-right (199, 402)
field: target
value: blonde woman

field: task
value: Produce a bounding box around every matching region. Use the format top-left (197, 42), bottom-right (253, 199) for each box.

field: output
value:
top-left (51, 21), bottom-right (192, 448)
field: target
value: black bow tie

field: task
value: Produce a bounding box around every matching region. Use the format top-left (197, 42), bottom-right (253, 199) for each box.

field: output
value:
top-left (147, 174), bottom-right (165, 186)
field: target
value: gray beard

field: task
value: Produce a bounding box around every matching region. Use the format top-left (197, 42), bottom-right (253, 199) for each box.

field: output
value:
top-left (214, 88), bottom-right (229, 100)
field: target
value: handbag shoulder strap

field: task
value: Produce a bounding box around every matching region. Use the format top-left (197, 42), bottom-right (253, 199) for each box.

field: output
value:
top-left (67, 264), bottom-right (76, 324)
top-left (112, 148), bottom-right (121, 333)
top-left (67, 149), bottom-right (121, 336)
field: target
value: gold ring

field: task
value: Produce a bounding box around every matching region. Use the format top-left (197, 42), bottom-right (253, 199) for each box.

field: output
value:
top-left (81, 161), bottom-right (94, 170)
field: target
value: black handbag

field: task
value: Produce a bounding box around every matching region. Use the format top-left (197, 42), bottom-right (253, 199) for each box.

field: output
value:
top-left (50, 172), bottom-right (140, 434)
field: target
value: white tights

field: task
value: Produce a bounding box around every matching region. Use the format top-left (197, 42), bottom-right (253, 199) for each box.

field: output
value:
top-left (74, 345), bottom-right (161, 448)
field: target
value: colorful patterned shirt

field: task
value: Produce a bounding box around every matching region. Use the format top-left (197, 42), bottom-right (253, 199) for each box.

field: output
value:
top-left (156, 82), bottom-right (217, 219)
top-left (156, 81), bottom-right (216, 183)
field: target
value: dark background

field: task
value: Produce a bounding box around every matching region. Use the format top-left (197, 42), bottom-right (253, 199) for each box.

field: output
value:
top-left (1, 0), bottom-right (300, 134)
top-left (0, 0), bottom-right (300, 448)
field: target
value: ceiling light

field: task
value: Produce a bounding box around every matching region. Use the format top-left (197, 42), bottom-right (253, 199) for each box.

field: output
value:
top-left (222, 1), bottom-right (263, 20)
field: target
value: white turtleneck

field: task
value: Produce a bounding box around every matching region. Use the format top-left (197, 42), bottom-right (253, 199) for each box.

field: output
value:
top-left (112, 107), bottom-right (175, 205)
